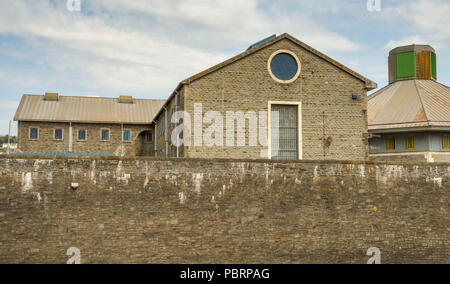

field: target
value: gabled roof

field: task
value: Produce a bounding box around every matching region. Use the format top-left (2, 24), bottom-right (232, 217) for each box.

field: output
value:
top-left (14, 95), bottom-right (165, 124)
top-left (368, 79), bottom-right (450, 132)
top-left (153, 33), bottom-right (377, 122)
top-left (182, 33), bottom-right (377, 89)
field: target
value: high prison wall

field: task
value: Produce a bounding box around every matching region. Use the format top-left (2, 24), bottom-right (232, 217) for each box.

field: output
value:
top-left (0, 155), bottom-right (448, 264)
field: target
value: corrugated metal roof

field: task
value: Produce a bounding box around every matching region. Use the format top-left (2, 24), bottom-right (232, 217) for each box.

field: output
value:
top-left (368, 79), bottom-right (450, 131)
top-left (14, 95), bottom-right (165, 124)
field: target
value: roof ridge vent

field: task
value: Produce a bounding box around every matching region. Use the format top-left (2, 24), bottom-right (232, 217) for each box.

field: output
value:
top-left (247, 34), bottom-right (276, 50)
top-left (119, 95), bottom-right (133, 103)
top-left (44, 92), bottom-right (59, 101)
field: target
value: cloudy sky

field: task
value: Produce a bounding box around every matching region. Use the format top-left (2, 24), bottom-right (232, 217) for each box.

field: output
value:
top-left (0, 0), bottom-right (449, 134)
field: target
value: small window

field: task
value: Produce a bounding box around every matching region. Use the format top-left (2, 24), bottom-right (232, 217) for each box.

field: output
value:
top-left (145, 132), bottom-right (153, 143)
top-left (443, 135), bottom-right (450, 149)
top-left (386, 136), bottom-right (395, 151)
top-left (101, 129), bottom-right (110, 141)
top-left (268, 50), bottom-right (301, 84)
top-left (123, 130), bottom-right (131, 142)
top-left (54, 128), bottom-right (63, 140)
top-left (29, 128), bottom-right (39, 140)
top-left (78, 129), bottom-right (86, 141)
top-left (405, 136), bottom-right (415, 150)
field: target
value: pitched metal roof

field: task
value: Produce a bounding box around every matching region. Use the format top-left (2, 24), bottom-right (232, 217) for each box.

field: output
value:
top-left (14, 95), bottom-right (165, 124)
top-left (368, 79), bottom-right (450, 132)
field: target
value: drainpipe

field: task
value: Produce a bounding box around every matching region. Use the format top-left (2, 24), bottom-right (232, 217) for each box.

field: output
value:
top-left (154, 123), bottom-right (158, 157)
top-left (175, 91), bottom-right (179, 158)
top-left (121, 123), bottom-right (124, 157)
top-left (68, 122), bottom-right (73, 153)
top-left (164, 106), bottom-right (169, 157)
top-left (7, 120), bottom-right (11, 154)
top-left (322, 111), bottom-right (326, 159)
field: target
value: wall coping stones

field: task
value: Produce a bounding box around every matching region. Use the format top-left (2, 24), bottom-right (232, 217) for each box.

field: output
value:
top-left (1, 154), bottom-right (449, 167)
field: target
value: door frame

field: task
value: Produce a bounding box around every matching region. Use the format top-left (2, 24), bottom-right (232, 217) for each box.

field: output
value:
top-left (267, 101), bottom-right (302, 160)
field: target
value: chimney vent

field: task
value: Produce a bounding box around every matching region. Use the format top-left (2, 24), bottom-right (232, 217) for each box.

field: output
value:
top-left (119, 95), bottom-right (133, 103)
top-left (388, 44), bottom-right (436, 84)
top-left (44, 92), bottom-right (59, 101)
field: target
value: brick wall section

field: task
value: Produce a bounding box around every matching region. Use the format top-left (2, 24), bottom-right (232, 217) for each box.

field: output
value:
top-left (181, 38), bottom-right (369, 160)
top-left (370, 154), bottom-right (428, 163)
top-left (370, 153), bottom-right (450, 163)
top-left (18, 121), bottom-right (155, 156)
top-left (433, 153), bottom-right (450, 163)
top-left (0, 156), bottom-right (448, 264)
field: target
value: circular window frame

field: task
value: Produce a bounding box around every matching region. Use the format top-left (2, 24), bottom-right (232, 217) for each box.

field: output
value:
top-left (267, 49), bottom-right (301, 84)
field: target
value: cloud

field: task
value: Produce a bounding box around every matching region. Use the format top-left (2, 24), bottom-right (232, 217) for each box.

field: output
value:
top-left (0, 0), bottom-right (363, 101)
top-left (384, 36), bottom-right (430, 50)
top-left (88, 0), bottom-right (361, 52)
top-left (0, 101), bottom-right (19, 110)
top-left (389, 0), bottom-right (450, 39)
top-left (0, 101), bottom-right (19, 135)
top-left (0, 0), bottom-right (228, 96)
top-left (382, 0), bottom-right (450, 49)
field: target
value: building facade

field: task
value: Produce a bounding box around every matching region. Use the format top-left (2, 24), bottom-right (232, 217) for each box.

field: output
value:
top-left (153, 33), bottom-right (376, 160)
top-left (368, 44), bottom-right (450, 163)
top-left (14, 94), bottom-right (164, 156)
top-left (14, 33), bottom-right (378, 161)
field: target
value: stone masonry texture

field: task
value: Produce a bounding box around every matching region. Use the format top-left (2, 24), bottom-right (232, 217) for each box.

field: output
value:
top-left (0, 155), bottom-right (448, 264)
top-left (173, 38), bottom-right (369, 160)
top-left (18, 121), bottom-right (155, 156)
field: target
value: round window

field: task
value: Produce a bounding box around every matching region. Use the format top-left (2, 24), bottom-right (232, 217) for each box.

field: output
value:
top-left (267, 50), bottom-right (301, 83)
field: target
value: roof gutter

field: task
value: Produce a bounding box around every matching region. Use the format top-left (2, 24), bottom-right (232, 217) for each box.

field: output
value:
top-left (369, 126), bottom-right (450, 134)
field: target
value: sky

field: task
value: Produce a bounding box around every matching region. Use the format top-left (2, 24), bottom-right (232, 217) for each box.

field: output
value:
top-left (0, 0), bottom-right (449, 134)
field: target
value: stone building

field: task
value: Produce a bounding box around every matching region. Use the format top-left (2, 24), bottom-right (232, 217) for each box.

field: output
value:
top-left (14, 93), bottom-right (164, 156)
top-left (368, 44), bottom-right (450, 163)
top-left (153, 33), bottom-right (377, 160)
top-left (14, 33), bottom-right (378, 160)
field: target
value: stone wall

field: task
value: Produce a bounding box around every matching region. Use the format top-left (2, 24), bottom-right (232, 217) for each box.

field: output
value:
top-left (370, 152), bottom-right (450, 163)
top-left (18, 121), bottom-right (155, 156)
top-left (0, 155), bottom-right (448, 264)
